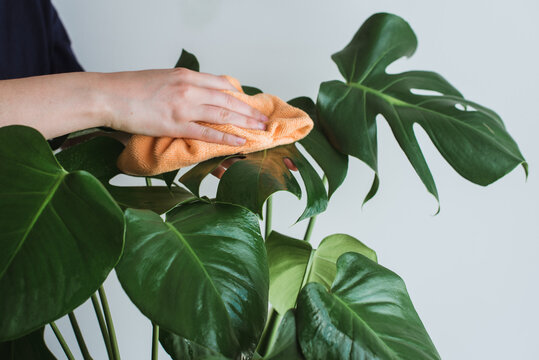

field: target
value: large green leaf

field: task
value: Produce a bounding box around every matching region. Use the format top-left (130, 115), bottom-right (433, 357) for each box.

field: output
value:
top-left (116, 201), bottom-right (269, 358)
top-left (0, 327), bottom-right (56, 359)
top-left (266, 232), bottom-right (376, 315)
top-left (265, 310), bottom-right (304, 360)
top-left (0, 125), bottom-right (124, 341)
top-left (107, 185), bottom-right (194, 214)
top-left (296, 252), bottom-right (440, 360)
top-left (180, 145), bottom-right (328, 222)
top-left (289, 97), bottom-right (348, 198)
top-left (318, 12), bottom-right (527, 205)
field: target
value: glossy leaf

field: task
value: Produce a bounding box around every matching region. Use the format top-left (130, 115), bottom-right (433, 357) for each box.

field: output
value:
top-left (181, 145), bottom-right (327, 222)
top-left (0, 125), bottom-right (124, 341)
top-left (175, 48), bottom-right (200, 71)
top-left (266, 232), bottom-right (376, 314)
top-left (116, 202), bottom-right (268, 358)
top-left (318, 13), bottom-right (527, 205)
top-left (296, 252), bottom-right (440, 360)
top-left (265, 310), bottom-right (304, 360)
top-left (56, 135), bottom-right (124, 184)
top-left (56, 135), bottom-right (194, 214)
top-left (0, 327), bottom-right (56, 359)
top-left (289, 97), bottom-right (348, 198)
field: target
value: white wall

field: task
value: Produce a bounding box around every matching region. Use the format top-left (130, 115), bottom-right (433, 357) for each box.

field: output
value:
top-left (48, 1), bottom-right (539, 359)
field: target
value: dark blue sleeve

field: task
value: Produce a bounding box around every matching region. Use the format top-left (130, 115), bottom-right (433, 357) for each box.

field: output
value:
top-left (0, 0), bottom-right (83, 80)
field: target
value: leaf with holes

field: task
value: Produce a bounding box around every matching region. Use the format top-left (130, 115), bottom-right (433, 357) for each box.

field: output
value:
top-left (289, 96), bottom-right (348, 198)
top-left (296, 252), bottom-right (440, 360)
top-left (317, 12), bottom-right (527, 207)
top-left (266, 231), bottom-right (376, 314)
top-left (116, 201), bottom-right (268, 359)
top-left (180, 145), bottom-right (328, 222)
top-left (0, 126), bottom-right (124, 341)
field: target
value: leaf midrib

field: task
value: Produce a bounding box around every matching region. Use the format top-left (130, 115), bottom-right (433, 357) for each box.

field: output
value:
top-left (331, 291), bottom-right (399, 359)
top-left (163, 222), bottom-right (229, 316)
top-left (346, 81), bottom-right (524, 160)
top-left (0, 171), bottom-right (67, 279)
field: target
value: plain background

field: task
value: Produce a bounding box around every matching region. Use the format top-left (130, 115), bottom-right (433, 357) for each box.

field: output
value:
top-left (45, 1), bottom-right (539, 359)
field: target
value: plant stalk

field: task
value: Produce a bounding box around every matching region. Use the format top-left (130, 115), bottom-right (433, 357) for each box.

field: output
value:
top-left (152, 323), bottom-right (159, 360)
top-left (145, 177), bottom-right (153, 186)
top-left (68, 311), bottom-right (93, 360)
top-left (91, 293), bottom-right (114, 360)
top-left (303, 175), bottom-right (327, 243)
top-left (265, 196), bottom-right (273, 238)
top-left (98, 286), bottom-right (121, 360)
top-left (50, 322), bottom-right (75, 360)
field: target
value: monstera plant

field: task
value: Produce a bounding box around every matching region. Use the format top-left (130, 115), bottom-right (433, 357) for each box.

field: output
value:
top-left (0, 13), bottom-right (526, 360)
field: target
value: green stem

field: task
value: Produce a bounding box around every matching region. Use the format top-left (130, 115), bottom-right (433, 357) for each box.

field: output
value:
top-left (255, 309), bottom-right (280, 357)
top-left (98, 286), bottom-right (121, 360)
top-left (68, 312), bottom-right (93, 360)
top-left (145, 177), bottom-right (153, 186)
top-left (265, 196), bottom-right (273, 238)
top-left (152, 323), bottom-right (159, 360)
top-left (50, 322), bottom-right (75, 360)
top-left (303, 175), bottom-right (327, 243)
top-left (91, 293), bottom-right (114, 360)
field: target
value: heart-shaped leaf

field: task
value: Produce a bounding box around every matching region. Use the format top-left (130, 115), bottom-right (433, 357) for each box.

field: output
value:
top-left (267, 232), bottom-right (376, 314)
top-left (296, 252), bottom-right (440, 360)
top-left (289, 97), bottom-right (348, 198)
top-left (116, 201), bottom-right (269, 359)
top-left (318, 12), bottom-right (527, 206)
top-left (180, 144), bottom-right (328, 222)
top-left (0, 126), bottom-right (124, 341)
top-left (0, 327), bottom-right (55, 359)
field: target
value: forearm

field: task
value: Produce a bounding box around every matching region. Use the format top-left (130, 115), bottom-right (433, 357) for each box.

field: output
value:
top-left (0, 72), bottom-right (110, 139)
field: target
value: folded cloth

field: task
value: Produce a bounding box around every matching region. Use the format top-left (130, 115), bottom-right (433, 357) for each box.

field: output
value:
top-left (116, 76), bottom-right (313, 176)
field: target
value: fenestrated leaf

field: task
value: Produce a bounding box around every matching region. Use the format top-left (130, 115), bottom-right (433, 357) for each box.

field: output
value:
top-left (116, 201), bottom-right (269, 359)
top-left (318, 12), bottom-right (527, 206)
top-left (56, 135), bottom-right (194, 214)
top-left (289, 97), bottom-right (348, 198)
top-left (160, 330), bottom-right (219, 360)
top-left (175, 48), bottom-right (200, 71)
top-left (265, 310), bottom-right (304, 360)
top-left (218, 145), bottom-right (327, 221)
top-left (266, 231), bottom-right (376, 314)
top-left (180, 145), bottom-right (327, 222)
top-left (0, 327), bottom-right (56, 359)
top-left (0, 125), bottom-right (124, 341)
top-left (296, 252), bottom-right (440, 360)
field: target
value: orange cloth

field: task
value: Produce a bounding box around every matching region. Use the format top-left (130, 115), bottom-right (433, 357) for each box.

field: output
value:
top-left (117, 76), bottom-right (313, 176)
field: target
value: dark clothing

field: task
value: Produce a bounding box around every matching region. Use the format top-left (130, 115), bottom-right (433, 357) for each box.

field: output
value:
top-left (0, 0), bottom-right (82, 80)
top-left (0, 0), bottom-right (83, 148)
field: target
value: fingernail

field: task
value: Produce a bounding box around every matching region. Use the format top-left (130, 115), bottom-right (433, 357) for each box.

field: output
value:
top-left (236, 137), bottom-right (246, 145)
top-left (258, 122), bottom-right (266, 130)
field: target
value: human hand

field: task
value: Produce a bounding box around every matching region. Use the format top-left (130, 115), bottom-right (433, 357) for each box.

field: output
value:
top-left (102, 68), bottom-right (268, 145)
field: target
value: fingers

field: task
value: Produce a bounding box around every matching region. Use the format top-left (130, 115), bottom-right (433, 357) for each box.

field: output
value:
top-left (283, 158), bottom-right (298, 171)
top-left (183, 123), bottom-right (246, 146)
top-left (195, 105), bottom-right (266, 130)
top-left (175, 68), bottom-right (238, 92)
top-left (197, 88), bottom-right (268, 122)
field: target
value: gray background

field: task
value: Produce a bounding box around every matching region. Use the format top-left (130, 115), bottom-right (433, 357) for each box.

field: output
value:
top-left (47, 1), bottom-right (539, 359)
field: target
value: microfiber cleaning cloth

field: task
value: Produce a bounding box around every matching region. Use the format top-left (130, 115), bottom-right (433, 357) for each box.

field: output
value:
top-left (117, 76), bottom-right (313, 176)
